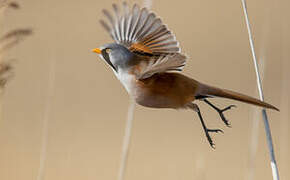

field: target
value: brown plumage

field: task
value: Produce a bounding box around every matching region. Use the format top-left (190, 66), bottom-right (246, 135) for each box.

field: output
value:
top-left (134, 72), bottom-right (198, 109)
top-left (133, 72), bottom-right (279, 111)
top-left (199, 83), bottom-right (279, 111)
top-left (93, 2), bottom-right (279, 148)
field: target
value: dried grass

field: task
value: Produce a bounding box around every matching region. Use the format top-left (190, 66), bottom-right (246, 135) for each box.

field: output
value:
top-left (0, 1), bottom-right (32, 89)
top-left (0, 0), bottom-right (20, 10)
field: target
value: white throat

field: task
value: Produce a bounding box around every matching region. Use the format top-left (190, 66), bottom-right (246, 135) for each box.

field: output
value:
top-left (114, 69), bottom-right (135, 95)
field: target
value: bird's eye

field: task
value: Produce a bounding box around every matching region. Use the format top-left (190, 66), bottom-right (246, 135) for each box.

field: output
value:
top-left (105, 48), bottom-right (111, 54)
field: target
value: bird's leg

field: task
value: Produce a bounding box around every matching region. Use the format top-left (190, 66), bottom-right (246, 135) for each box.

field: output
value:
top-left (187, 103), bottom-right (223, 149)
top-left (203, 99), bottom-right (236, 127)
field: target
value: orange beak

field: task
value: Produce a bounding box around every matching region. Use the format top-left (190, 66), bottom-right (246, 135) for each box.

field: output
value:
top-left (92, 48), bottom-right (101, 54)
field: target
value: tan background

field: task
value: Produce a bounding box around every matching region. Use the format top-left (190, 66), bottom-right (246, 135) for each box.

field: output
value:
top-left (0, 0), bottom-right (289, 179)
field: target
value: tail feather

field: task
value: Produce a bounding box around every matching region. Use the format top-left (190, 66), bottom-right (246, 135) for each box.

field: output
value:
top-left (199, 84), bottom-right (279, 111)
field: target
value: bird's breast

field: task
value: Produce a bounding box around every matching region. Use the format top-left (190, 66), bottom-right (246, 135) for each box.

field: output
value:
top-left (115, 71), bottom-right (136, 95)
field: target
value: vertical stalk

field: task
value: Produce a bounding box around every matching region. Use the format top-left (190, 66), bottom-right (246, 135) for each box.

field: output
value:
top-left (37, 58), bottom-right (56, 180)
top-left (117, 97), bottom-right (135, 180)
top-left (117, 1), bottom-right (152, 180)
top-left (241, 1), bottom-right (280, 180)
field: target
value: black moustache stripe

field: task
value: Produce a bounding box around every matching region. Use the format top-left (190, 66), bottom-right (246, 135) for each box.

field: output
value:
top-left (101, 50), bottom-right (117, 72)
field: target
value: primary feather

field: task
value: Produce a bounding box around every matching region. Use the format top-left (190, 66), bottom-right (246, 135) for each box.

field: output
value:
top-left (100, 2), bottom-right (182, 55)
top-left (100, 2), bottom-right (187, 79)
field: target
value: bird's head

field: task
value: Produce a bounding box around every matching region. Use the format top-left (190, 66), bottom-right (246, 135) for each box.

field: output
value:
top-left (92, 43), bottom-right (137, 72)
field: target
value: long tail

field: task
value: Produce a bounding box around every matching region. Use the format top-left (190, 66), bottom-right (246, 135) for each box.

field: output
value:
top-left (199, 83), bottom-right (279, 111)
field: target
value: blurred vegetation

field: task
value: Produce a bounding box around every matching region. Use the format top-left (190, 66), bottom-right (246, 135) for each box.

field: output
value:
top-left (0, 0), bottom-right (32, 89)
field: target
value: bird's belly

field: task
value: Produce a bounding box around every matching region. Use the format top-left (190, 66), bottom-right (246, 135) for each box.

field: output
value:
top-left (117, 72), bottom-right (196, 109)
top-left (135, 93), bottom-right (181, 109)
top-left (134, 82), bottom-right (195, 109)
top-left (118, 76), bottom-right (178, 108)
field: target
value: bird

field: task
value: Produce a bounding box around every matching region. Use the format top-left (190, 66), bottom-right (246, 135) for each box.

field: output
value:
top-left (92, 2), bottom-right (279, 148)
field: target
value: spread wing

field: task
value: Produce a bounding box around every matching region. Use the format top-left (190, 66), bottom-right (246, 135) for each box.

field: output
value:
top-left (100, 2), bottom-right (187, 79)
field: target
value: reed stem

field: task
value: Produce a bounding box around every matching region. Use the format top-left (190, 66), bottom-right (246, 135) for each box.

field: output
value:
top-left (117, 1), bottom-right (152, 180)
top-left (117, 98), bottom-right (135, 180)
top-left (37, 59), bottom-right (56, 180)
top-left (241, 1), bottom-right (280, 179)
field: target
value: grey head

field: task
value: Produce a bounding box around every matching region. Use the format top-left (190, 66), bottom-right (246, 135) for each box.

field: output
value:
top-left (95, 43), bottom-right (138, 72)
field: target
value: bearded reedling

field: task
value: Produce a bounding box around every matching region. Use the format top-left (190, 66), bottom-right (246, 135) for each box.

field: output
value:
top-left (92, 2), bottom-right (279, 148)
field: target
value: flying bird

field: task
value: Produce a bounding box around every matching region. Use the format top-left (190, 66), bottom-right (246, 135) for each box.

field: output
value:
top-left (92, 2), bottom-right (279, 148)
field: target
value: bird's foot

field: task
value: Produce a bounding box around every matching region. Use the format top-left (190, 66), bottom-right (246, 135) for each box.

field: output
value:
top-left (217, 105), bottom-right (237, 127)
top-left (205, 128), bottom-right (224, 149)
top-left (203, 99), bottom-right (236, 128)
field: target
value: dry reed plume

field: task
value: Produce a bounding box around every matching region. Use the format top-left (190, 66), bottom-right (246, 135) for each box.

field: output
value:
top-left (0, 0), bottom-right (32, 89)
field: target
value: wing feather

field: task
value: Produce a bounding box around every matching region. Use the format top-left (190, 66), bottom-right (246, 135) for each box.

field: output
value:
top-left (131, 8), bottom-right (149, 42)
top-left (100, 2), bottom-right (181, 54)
top-left (112, 3), bottom-right (122, 41)
top-left (135, 13), bottom-right (156, 41)
top-left (138, 54), bottom-right (186, 79)
top-left (128, 4), bottom-right (140, 41)
top-left (140, 18), bottom-right (162, 40)
top-left (99, 2), bottom-right (187, 78)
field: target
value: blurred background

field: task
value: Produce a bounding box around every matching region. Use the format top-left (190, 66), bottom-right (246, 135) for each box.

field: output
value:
top-left (0, 0), bottom-right (289, 179)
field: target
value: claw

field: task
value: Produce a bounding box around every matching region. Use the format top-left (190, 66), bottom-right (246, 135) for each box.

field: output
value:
top-left (205, 128), bottom-right (224, 149)
top-left (205, 133), bottom-right (215, 149)
top-left (218, 105), bottom-right (236, 127)
top-left (210, 143), bottom-right (216, 149)
top-left (218, 111), bottom-right (232, 127)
